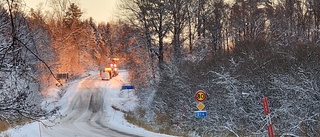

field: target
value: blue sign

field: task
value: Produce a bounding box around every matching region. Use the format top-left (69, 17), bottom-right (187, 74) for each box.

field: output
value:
top-left (121, 85), bottom-right (135, 90)
top-left (194, 111), bottom-right (207, 118)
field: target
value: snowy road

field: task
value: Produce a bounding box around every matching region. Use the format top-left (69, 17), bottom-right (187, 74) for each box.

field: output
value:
top-left (0, 71), bottom-right (172, 137)
top-left (2, 70), bottom-right (175, 137)
top-left (42, 74), bottom-right (143, 137)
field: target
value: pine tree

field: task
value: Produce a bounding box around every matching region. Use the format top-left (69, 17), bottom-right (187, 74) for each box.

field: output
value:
top-left (63, 3), bottom-right (82, 28)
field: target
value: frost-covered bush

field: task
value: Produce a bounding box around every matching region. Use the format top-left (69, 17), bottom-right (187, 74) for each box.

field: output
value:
top-left (149, 39), bottom-right (320, 136)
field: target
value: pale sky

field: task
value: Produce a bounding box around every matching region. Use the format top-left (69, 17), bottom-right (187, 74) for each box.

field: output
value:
top-left (23, 0), bottom-right (118, 23)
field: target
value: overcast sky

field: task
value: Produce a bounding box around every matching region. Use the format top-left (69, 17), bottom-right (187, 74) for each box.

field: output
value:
top-left (23, 0), bottom-right (118, 23)
top-left (22, 0), bottom-right (236, 23)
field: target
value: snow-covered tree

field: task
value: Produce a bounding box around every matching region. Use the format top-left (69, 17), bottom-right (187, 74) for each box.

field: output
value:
top-left (0, 0), bottom-right (59, 124)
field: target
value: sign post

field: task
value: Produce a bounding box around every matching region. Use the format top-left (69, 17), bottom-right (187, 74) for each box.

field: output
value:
top-left (194, 90), bottom-right (207, 118)
top-left (262, 97), bottom-right (274, 137)
top-left (121, 85), bottom-right (135, 98)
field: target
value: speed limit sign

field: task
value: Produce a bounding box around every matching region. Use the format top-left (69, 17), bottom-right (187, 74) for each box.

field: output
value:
top-left (195, 90), bottom-right (206, 102)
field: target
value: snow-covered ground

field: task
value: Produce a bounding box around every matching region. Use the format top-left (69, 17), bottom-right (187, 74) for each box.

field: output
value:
top-left (1, 70), bottom-right (176, 137)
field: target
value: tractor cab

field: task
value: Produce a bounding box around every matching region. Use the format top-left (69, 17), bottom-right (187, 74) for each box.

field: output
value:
top-left (100, 58), bottom-right (119, 80)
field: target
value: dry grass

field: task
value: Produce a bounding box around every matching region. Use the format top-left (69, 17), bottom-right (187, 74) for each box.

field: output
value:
top-left (124, 110), bottom-right (189, 137)
top-left (124, 111), bottom-right (154, 132)
top-left (0, 120), bottom-right (10, 132)
top-left (0, 118), bottom-right (32, 132)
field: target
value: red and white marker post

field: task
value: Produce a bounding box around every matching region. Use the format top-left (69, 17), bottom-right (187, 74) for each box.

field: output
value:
top-left (178, 106), bottom-right (186, 126)
top-left (262, 97), bottom-right (274, 137)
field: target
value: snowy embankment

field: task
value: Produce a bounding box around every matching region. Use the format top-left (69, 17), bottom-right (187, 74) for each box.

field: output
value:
top-left (1, 70), bottom-right (175, 137)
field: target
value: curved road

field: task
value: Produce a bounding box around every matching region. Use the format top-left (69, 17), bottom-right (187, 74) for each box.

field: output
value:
top-left (42, 73), bottom-right (144, 137)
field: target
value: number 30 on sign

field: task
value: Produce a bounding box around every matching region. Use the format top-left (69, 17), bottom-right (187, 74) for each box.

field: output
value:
top-left (195, 90), bottom-right (206, 102)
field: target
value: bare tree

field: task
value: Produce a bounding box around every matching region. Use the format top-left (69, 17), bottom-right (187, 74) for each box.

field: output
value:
top-left (121, 0), bottom-right (171, 72)
top-left (0, 0), bottom-right (60, 124)
top-left (168, 0), bottom-right (188, 63)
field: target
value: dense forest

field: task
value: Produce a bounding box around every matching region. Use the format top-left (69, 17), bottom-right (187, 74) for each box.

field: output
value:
top-left (0, 0), bottom-right (320, 136)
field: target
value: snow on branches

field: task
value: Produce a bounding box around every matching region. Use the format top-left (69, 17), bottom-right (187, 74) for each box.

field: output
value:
top-left (0, 1), bottom-right (60, 125)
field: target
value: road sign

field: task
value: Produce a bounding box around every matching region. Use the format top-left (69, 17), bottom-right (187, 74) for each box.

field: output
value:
top-left (194, 111), bottom-right (207, 118)
top-left (197, 102), bottom-right (205, 111)
top-left (121, 85), bottom-right (135, 90)
top-left (195, 90), bottom-right (206, 102)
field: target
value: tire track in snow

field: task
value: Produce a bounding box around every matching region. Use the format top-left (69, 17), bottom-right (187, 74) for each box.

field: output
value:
top-left (42, 74), bottom-right (142, 137)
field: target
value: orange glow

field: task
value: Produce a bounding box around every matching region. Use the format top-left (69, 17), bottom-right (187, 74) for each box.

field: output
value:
top-left (104, 68), bottom-right (112, 71)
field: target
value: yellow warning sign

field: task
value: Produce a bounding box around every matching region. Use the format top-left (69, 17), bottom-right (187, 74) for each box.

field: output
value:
top-left (197, 102), bottom-right (205, 111)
